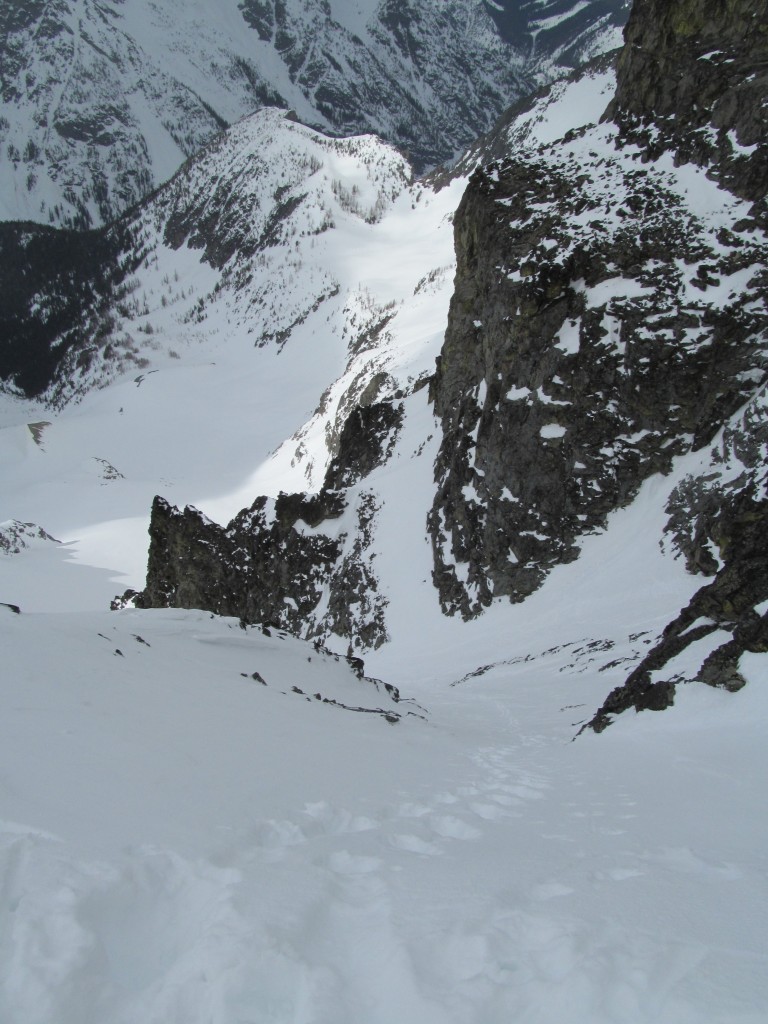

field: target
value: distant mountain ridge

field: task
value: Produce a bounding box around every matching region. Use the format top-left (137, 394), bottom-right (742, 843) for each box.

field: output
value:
top-left (127, 0), bottom-right (767, 727)
top-left (2, 0), bottom-right (765, 732)
top-left (0, 0), bottom-right (629, 228)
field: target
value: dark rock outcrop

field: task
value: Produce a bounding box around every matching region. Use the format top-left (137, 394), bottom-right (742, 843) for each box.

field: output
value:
top-left (588, 489), bottom-right (768, 732)
top-left (428, 152), bottom-right (768, 617)
top-left (0, 519), bottom-right (60, 555)
top-left (424, 0), bottom-right (768, 729)
top-left (606, 0), bottom-right (768, 220)
top-left (136, 490), bottom-right (346, 629)
top-left (126, 401), bottom-right (403, 649)
top-left (324, 401), bottom-right (403, 490)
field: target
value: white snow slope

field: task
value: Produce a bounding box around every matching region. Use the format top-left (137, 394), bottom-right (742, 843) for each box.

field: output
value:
top-left (1, 67), bottom-right (766, 1023)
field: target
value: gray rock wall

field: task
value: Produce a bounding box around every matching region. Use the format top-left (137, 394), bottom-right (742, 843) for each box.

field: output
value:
top-left (129, 401), bottom-right (403, 650)
top-left (428, 152), bottom-right (768, 617)
top-left (607, 0), bottom-right (768, 219)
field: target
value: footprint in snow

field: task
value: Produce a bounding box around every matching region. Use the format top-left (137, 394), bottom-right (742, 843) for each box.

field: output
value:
top-left (327, 851), bottom-right (382, 876)
top-left (488, 792), bottom-right (519, 807)
top-left (429, 815), bottom-right (482, 841)
top-left (254, 818), bottom-right (307, 849)
top-left (301, 801), bottom-right (379, 837)
top-left (397, 801), bottom-right (432, 818)
top-left (456, 785), bottom-right (481, 797)
top-left (531, 881), bottom-right (575, 900)
top-left (389, 834), bottom-right (443, 856)
top-left (608, 868), bottom-right (645, 881)
top-left (503, 783), bottom-right (546, 801)
top-left (469, 801), bottom-right (508, 821)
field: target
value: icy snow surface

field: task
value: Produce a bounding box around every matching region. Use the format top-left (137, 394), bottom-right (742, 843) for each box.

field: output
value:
top-left (1, 94), bottom-right (767, 1022)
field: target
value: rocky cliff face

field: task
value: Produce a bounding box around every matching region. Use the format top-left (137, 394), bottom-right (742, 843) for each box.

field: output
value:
top-left (607, 0), bottom-right (768, 219)
top-left (428, 130), bottom-right (768, 617)
top-left (125, 400), bottom-right (404, 651)
top-left (424, 0), bottom-right (768, 724)
top-left (585, 380), bottom-right (768, 728)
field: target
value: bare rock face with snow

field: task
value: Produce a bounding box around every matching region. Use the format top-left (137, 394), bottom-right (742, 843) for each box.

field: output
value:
top-left (136, 490), bottom-right (348, 634)
top-left (132, 399), bottom-right (404, 649)
top-left (0, 520), bottom-right (59, 555)
top-left (606, 0), bottom-right (768, 218)
top-left (423, 0), bottom-right (768, 720)
top-left (428, 117), bottom-right (768, 618)
top-left (588, 494), bottom-right (768, 729)
top-left (587, 382), bottom-right (768, 728)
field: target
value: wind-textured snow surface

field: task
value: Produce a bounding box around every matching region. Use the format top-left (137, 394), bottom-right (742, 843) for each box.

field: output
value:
top-left (1, 65), bottom-right (766, 1023)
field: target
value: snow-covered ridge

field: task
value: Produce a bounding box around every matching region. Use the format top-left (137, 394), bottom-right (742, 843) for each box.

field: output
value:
top-left (0, 0), bottom-right (627, 228)
top-left (0, 0), bottom-right (633, 229)
top-left (0, 106), bottom-right (464, 606)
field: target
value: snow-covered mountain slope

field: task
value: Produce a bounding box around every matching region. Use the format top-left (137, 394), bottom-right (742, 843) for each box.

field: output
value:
top-left (0, 0), bottom-right (629, 228)
top-left (2, 596), bottom-right (766, 1023)
top-left (0, 108), bottom-right (464, 603)
top-left (97, 54), bottom-right (765, 717)
top-left (1, 0), bottom-right (767, 1018)
top-left (2, 1), bottom-right (766, 711)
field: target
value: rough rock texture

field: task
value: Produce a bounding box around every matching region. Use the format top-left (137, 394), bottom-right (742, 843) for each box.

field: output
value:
top-left (136, 490), bottom-right (346, 629)
top-left (581, 309), bottom-right (768, 729)
top-left (0, 520), bottom-right (60, 555)
top-left (425, 0), bottom-right (768, 725)
top-left (428, 152), bottom-right (768, 616)
top-left (128, 401), bottom-right (403, 649)
top-left (606, 0), bottom-right (768, 221)
top-left (589, 489), bottom-right (768, 731)
top-left (324, 401), bottom-right (403, 490)
top-left (583, 336), bottom-right (768, 729)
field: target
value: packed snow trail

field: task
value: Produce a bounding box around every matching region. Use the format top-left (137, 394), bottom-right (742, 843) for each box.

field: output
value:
top-left (1, 609), bottom-right (765, 1023)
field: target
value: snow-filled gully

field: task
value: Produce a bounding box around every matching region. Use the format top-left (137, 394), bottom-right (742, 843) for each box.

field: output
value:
top-left (1, 612), bottom-right (765, 1024)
